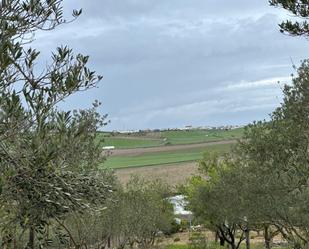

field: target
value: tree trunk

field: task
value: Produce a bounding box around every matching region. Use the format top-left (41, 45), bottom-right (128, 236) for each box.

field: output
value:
top-left (107, 236), bottom-right (111, 248)
top-left (13, 238), bottom-right (17, 249)
top-left (229, 233), bottom-right (236, 249)
top-left (215, 231), bottom-right (218, 243)
top-left (216, 230), bottom-right (225, 246)
top-left (229, 228), bottom-right (236, 249)
top-left (264, 225), bottom-right (271, 249)
top-left (28, 227), bottom-right (35, 249)
top-left (245, 228), bottom-right (250, 249)
top-left (219, 236), bottom-right (225, 246)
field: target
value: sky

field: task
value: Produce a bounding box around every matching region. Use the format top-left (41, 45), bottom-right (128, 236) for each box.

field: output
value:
top-left (34, 0), bottom-right (309, 131)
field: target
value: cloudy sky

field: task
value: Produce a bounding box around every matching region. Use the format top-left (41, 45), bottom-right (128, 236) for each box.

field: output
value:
top-left (35, 0), bottom-right (309, 130)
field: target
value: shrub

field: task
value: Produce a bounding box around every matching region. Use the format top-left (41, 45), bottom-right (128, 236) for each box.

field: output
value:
top-left (206, 243), bottom-right (226, 249)
top-left (189, 232), bottom-right (208, 249)
top-left (164, 220), bottom-right (181, 235)
top-left (166, 244), bottom-right (190, 249)
top-left (157, 238), bottom-right (164, 243)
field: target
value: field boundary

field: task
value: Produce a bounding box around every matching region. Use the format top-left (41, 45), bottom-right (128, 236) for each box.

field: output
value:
top-left (110, 139), bottom-right (237, 156)
top-left (102, 138), bottom-right (239, 150)
top-left (108, 159), bottom-right (199, 170)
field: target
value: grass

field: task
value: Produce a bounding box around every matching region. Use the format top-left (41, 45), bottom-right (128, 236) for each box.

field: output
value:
top-left (239, 244), bottom-right (289, 249)
top-left (166, 243), bottom-right (290, 249)
top-left (166, 245), bottom-right (190, 249)
top-left (161, 128), bottom-right (244, 145)
top-left (101, 136), bottom-right (163, 149)
top-left (102, 144), bottom-right (232, 169)
top-left (99, 128), bottom-right (243, 169)
top-left (166, 243), bottom-right (224, 249)
top-left (99, 128), bottom-right (244, 149)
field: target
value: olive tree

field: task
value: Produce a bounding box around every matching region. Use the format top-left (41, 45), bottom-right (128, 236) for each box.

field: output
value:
top-left (0, 1), bottom-right (112, 248)
top-left (190, 59), bottom-right (309, 249)
top-left (102, 176), bottom-right (174, 249)
top-left (188, 2), bottom-right (309, 249)
top-left (270, 0), bottom-right (309, 36)
top-left (186, 153), bottom-right (249, 249)
top-left (235, 60), bottom-right (309, 249)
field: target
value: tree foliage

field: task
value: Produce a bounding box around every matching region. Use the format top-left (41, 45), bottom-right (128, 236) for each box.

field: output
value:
top-left (63, 176), bottom-right (174, 249)
top-left (0, 1), bottom-right (112, 248)
top-left (270, 0), bottom-right (309, 36)
top-left (235, 60), bottom-right (309, 249)
top-left (105, 176), bottom-right (174, 249)
top-left (186, 60), bottom-right (309, 249)
top-left (186, 153), bottom-right (248, 249)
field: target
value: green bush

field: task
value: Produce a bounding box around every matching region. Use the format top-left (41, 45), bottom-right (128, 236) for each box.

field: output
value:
top-left (189, 232), bottom-right (208, 249)
top-left (166, 244), bottom-right (190, 249)
top-left (166, 241), bottom-right (227, 249)
top-left (164, 220), bottom-right (181, 235)
top-left (206, 243), bottom-right (226, 249)
top-left (180, 220), bottom-right (189, 230)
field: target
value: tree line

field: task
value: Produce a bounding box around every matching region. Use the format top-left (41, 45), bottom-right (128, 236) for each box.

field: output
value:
top-left (185, 2), bottom-right (309, 249)
top-left (0, 1), bottom-right (175, 248)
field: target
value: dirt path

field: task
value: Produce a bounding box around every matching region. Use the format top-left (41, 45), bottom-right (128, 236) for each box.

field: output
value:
top-left (111, 140), bottom-right (237, 156)
top-left (114, 136), bottom-right (163, 141)
top-left (115, 161), bottom-right (199, 186)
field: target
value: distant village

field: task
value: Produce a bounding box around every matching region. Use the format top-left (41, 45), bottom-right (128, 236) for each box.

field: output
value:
top-left (111, 125), bottom-right (244, 134)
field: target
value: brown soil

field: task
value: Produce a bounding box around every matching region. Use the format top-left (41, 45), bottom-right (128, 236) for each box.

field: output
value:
top-left (115, 161), bottom-right (199, 186)
top-left (111, 140), bottom-right (237, 157)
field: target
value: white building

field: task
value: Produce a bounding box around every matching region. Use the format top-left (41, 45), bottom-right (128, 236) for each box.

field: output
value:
top-left (169, 195), bottom-right (193, 220)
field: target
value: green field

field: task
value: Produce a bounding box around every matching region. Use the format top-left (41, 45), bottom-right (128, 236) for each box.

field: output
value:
top-left (101, 136), bottom-right (163, 148)
top-left (161, 128), bottom-right (243, 145)
top-left (102, 143), bottom-right (232, 169)
top-left (99, 128), bottom-right (243, 169)
top-left (101, 128), bottom-right (244, 149)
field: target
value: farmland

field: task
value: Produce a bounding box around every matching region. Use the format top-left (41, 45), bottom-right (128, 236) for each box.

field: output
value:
top-left (100, 128), bottom-right (244, 149)
top-left (102, 142), bottom-right (234, 169)
top-left (99, 128), bottom-right (244, 185)
top-left (100, 128), bottom-right (243, 176)
top-left (115, 162), bottom-right (199, 186)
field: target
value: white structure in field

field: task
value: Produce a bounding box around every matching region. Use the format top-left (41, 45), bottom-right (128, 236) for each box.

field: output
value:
top-left (103, 146), bottom-right (115, 150)
top-left (169, 195), bottom-right (193, 218)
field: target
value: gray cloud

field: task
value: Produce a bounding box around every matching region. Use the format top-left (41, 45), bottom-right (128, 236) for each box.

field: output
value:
top-left (33, 0), bottom-right (309, 130)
